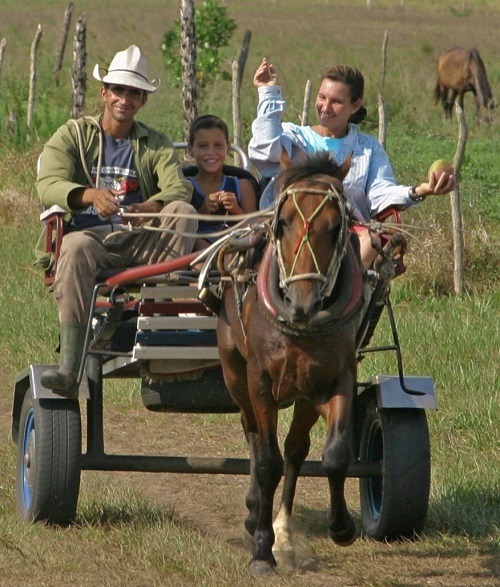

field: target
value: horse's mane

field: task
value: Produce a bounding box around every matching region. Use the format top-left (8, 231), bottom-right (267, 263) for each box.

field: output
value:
top-left (280, 151), bottom-right (344, 190)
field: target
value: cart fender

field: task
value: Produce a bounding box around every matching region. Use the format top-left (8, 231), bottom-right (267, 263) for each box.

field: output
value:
top-left (366, 375), bottom-right (437, 409)
top-left (12, 365), bottom-right (90, 442)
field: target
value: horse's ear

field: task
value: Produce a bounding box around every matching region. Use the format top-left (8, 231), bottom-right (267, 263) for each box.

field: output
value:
top-left (280, 147), bottom-right (308, 170)
top-left (340, 152), bottom-right (352, 180)
top-left (280, 147), bottom-right (294, 170)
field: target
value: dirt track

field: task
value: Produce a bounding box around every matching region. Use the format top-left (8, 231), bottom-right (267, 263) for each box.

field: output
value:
top-left (77, 401), bottom-right (498, 586)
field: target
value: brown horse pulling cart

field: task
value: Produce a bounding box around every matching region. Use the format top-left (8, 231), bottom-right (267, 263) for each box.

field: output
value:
top-left (12, 151), bottom-right (436, 573)
top-left (434, 46), bottom-right (496, 123)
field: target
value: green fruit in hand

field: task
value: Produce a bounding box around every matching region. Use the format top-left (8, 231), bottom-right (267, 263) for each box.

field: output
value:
top-left (428, 159), bottom-right (454, 181)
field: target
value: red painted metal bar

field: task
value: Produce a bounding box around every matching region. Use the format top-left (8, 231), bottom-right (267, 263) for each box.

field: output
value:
top-left (105, 251), bottom-right (200, 288)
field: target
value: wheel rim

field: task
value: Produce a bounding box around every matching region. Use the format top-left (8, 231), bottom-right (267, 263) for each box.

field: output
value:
top-left (21, 408), bottom-right (35, 509)
top-left (365, 419), bottom-right (383, 519)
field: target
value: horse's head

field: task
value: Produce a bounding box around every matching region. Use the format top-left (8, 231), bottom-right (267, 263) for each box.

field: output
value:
top-left (271, 150), bottom-right (351, 324)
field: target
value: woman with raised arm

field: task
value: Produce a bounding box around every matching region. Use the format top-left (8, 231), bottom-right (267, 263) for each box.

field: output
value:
top-left (248, 57), bottom-right (456, 268)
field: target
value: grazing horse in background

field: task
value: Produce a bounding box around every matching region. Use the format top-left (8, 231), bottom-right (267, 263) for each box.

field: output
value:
top-left (434, 46), bottom-right (496, 123)
top-left (216, 150), bottom-right (366, 574)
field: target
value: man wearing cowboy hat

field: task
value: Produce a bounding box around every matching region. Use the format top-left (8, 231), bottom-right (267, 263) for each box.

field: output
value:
top-left (36, 45), bottom-right (197, 395)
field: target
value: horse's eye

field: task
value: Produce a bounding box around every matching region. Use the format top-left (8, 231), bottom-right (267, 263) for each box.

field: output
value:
top-left (329, 219), bottom-right (341, 242)
top-left (276, 218), bottom-right (286, 237)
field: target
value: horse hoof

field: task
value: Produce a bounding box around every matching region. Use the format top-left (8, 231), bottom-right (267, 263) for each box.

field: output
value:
top-left (273, 548), bottom-right (319, 571)
top-left (249, 559), bottom-right (277, 575)
top-left (331, 520), bottom-right (359, 546)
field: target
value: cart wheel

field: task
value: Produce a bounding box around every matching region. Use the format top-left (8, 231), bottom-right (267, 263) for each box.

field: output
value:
top-left (359, 399), bottom-right (431, 540)
top-left (16, 390), bottom-right (82, 525)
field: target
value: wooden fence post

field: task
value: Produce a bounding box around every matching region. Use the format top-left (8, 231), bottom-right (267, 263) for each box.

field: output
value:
top-left (54, 2), bottom-right (74, 86)
top-left (380, 30), bottom-right (388, 92)
top-left (232, 60), bottom-right (242, 168)
top-left (71, 15), bottom-right (86, 119)
top-left (378, 31), bottom-right (389, 148)
top-left (377, 94), bottom-right (387, 149)
top-left (0, 38), bottom-right (7, 88)
top-left (301, 80), bottom-right (312, 126)
top-left (27, 24), bottom-right (43, 138)
top-left (236, 30), bottom-right (251, 87)
top-left (180, 0), bottom-right (197, 144)
top-left (450, 103), bottom-right (468, 296)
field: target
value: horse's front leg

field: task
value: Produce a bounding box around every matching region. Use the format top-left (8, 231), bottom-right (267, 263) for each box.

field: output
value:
top-left (446, 89), bottom-right (458, 119)
top-left (318, 379), bottom-right (358, 546)
top-left (273, 399), bottom-right (319, 568)
top-left (247, 362), bottom-right (283, 575)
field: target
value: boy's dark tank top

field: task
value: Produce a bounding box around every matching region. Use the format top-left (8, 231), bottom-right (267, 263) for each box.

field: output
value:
top-left (189, 175), bottom-right (241, 235)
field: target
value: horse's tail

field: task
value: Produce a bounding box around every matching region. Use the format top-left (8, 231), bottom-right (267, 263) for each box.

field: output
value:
top-left (470, 48), bottom-right (485, 69)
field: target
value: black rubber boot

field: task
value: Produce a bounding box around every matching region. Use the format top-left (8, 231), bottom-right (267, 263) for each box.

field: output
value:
top-left (41, 323), bottom-right (87, 397)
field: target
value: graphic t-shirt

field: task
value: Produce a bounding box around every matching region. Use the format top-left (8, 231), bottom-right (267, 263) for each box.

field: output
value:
top-left (71, 133), bottom-right (142, 230)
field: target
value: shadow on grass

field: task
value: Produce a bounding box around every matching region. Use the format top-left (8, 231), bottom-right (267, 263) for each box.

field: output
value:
top-left (74, 491), bottom-right (208, 537)
top-left (426, 484), bottom-right (500, 539)
top-left (289, 482), bottom-right (499, 542)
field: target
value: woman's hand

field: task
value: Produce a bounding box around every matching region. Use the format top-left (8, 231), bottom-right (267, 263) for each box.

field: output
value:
top-left (253, 57), bottom-right (278, 87)
top-left (415, 172), bottom-right (456, 198)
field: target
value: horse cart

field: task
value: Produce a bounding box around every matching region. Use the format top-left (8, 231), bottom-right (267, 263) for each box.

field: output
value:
top-left (11, 148), bottom-right (436, 560)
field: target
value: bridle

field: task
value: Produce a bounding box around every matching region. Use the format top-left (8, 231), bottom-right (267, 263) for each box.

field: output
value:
top-left (270, 178), bottom-right (349, 298)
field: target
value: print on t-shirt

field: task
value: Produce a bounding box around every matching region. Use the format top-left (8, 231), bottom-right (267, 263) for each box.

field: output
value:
top-left (71, 134), bottom-right (142, 230)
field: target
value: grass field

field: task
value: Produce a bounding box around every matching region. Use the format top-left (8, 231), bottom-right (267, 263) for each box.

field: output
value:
top-left (0, 1), bottom-right (499, 585)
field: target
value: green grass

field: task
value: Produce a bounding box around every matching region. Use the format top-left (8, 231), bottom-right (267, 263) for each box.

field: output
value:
top-left (357, 289), bottom-right (499, 539)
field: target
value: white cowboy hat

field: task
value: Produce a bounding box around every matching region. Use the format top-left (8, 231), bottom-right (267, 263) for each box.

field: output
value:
top-left (92, 45), bottom-right (160, 93)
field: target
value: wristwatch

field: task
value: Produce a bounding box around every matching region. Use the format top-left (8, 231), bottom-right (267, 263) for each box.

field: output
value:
top-left (408, 186), bottom-right (426, 202)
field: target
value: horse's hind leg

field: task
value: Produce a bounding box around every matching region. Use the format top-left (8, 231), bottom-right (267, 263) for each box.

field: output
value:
top-left (217, 306), bottom-right (262, 541)
top-left (243, 426), bottom-right (260, 538)
top-left (220, 359), bottom-right (261, 540)
top-left (319, 385), bottom-right (358, 546)
top-left (273, 400), bottom-right (319, 568)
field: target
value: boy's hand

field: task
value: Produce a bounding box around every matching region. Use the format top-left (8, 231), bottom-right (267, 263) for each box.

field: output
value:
top-left (200, 193), bottom-right (223, 214)
top-left (217, 191), bottom-right (238, 211)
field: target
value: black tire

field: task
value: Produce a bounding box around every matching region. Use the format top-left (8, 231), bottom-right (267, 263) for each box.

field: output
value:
top-left (16, 391), bottom-right (82, 525)
top-left (359, 400), bottom-right (431, 540)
